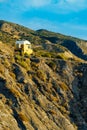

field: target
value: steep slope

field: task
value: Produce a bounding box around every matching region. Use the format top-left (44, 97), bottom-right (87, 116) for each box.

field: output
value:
top-left (0, 20), bottom-right (87, 130)
top-left (36, 29), bottom-right (87, 60)
top-left (1, 40), bottom-right (87, 130)
top-left (0, 20), bottom-right (87, 61)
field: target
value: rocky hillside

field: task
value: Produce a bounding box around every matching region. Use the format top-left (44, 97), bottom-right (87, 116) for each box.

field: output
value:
top-left (0, 20), bottom-right (87, 60)
top-left (0, 20), bottom-right (87, 130)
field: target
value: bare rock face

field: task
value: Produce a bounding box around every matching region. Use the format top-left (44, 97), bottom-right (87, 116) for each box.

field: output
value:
top-left (0, 101), bottom-right (20, 130)
top-left (0, 48), bottom-right (87, 130)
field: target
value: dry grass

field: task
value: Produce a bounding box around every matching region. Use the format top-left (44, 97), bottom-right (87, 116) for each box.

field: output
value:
top-left (0, 63), bottom-right (4, 74)
top-left (50, 95), bottom-right (59, 102)
top-left (10, 87), bottom-right (21, 97)
top-left (18, 112), bottom-right (29, 122)
top-left (58, 81), bottom-right (68, 91)
top-left (9, 72), bottom-right (16, 79)
top-left (48, 109), bottom-right (57, 115)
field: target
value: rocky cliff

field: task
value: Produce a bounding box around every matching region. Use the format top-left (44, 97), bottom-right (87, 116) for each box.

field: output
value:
top-left (0, 20), bottom-right (87, 130)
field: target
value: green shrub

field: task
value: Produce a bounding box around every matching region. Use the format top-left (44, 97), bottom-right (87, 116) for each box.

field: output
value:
top-left (17, 60), bottom-right (29, 70)
top-left (15, 54), bottom-right (30, 70)
top-left (24, 53), bottom-right (30, 58)
top-left (15, 54), bottom-right (21, 61)
top-left (47, 61), bottom-right (56, 70)
top-left (37, 69), bottom-right (47, 81)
